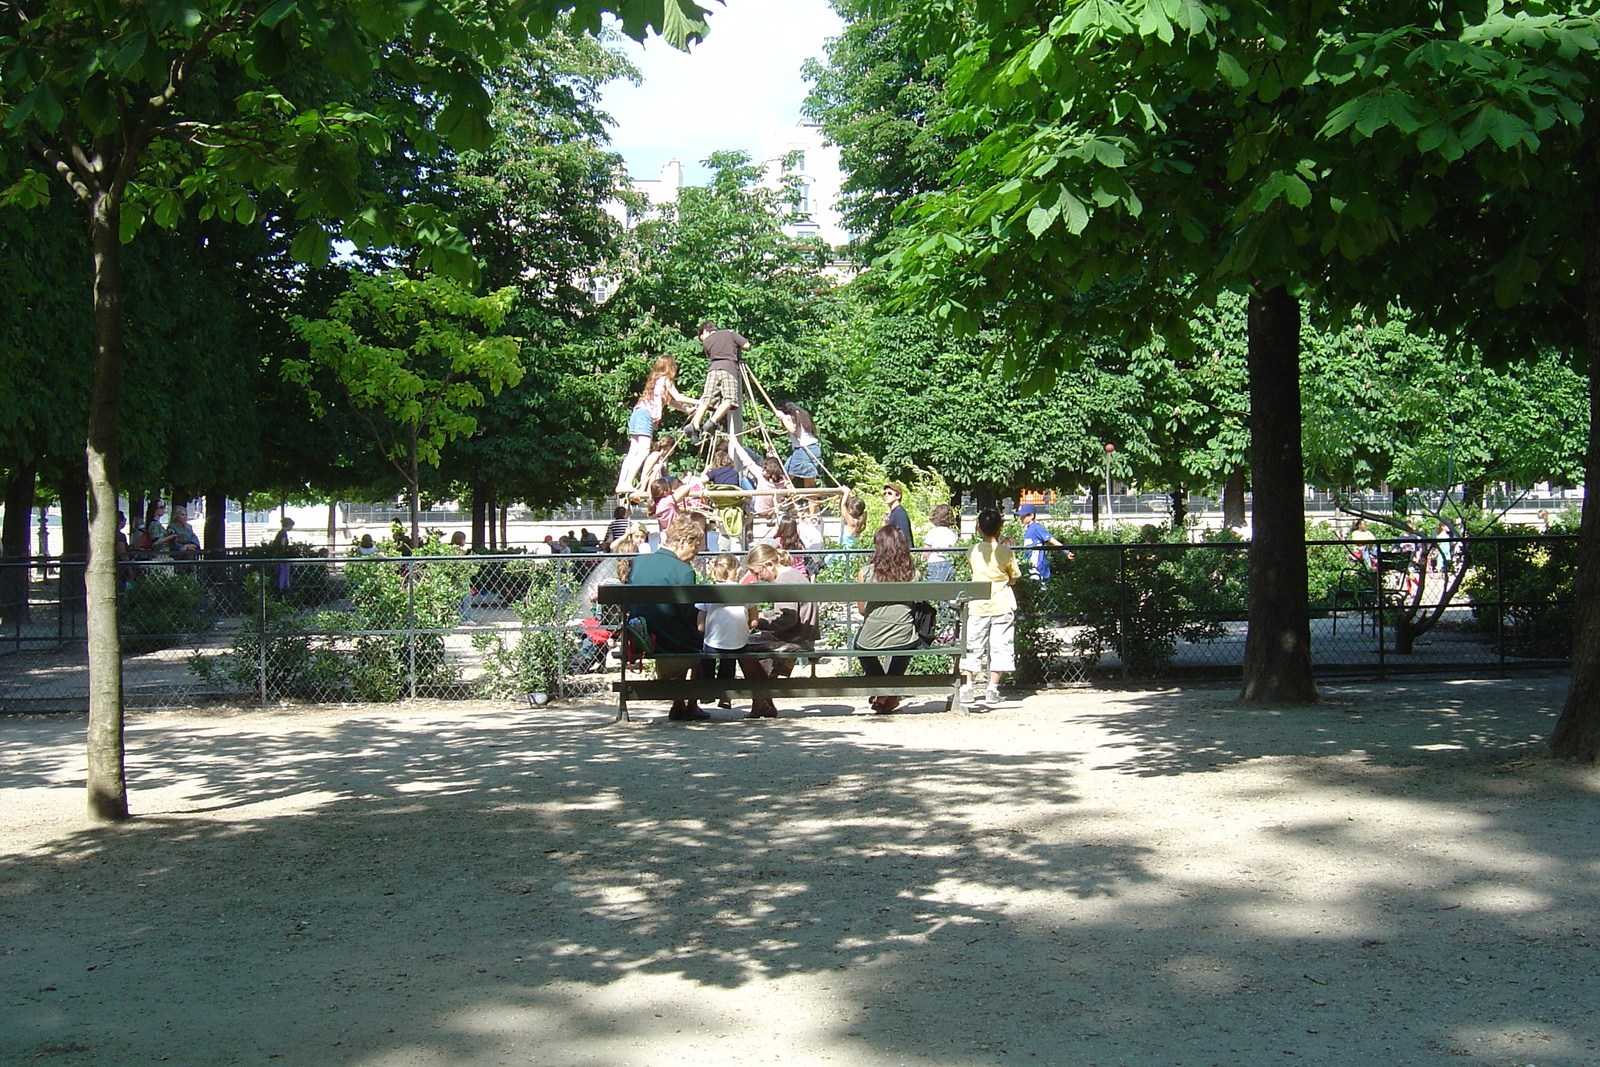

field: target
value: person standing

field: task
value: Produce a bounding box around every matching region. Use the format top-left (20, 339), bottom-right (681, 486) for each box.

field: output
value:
top-left (962, 508), bottom-right (1020, 709)
top-left (776, 401), bottom-right (823, 490)
top-left (688, 321), bottom-right (751, 437)
top-left (883, 483), bottom-right (913, 547)
top-left (1016, 503), bottom-right (1064, 581)
top-left (168, 506), bottom-right (202, 560)
top-left (272, 517), bottom-right (294, 591)
top-left (923, 504), bottom-right (960, 582)
top-left (697, 554), bottom-right (755, 711)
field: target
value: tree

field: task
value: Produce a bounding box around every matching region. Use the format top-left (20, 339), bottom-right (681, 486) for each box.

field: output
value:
top-left (801, 0), bottom-right (966, 259)
top-left (862, 0), bottom-right (1527, 703)
top-left (0, 0), bottom-right (710, 821)
top-left (1298, 4), bottom-right (1600, 757)
top-left (285, 271), bottom-right (522, 544)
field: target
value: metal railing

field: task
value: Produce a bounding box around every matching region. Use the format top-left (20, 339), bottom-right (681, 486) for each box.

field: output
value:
top-left (0, 534), bottom-right (1574, 711)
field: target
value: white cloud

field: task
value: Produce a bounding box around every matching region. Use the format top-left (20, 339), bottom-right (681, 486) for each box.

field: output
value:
top-left (601, 0), bottom-right (844, 183)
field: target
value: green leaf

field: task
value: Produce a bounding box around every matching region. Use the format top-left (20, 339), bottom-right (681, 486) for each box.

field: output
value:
top-left (1217, 50), bottom-right (1248, 88)
top-left (290, 222), bottom-right (332, 267)
top-left (259, 0), bottom-right (299, 27)
top-left (1026, 203), bottom-right (1059, 237)
top-left (5, 81), bottom-right (66, 132)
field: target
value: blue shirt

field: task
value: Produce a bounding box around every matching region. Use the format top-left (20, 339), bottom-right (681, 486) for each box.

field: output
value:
top-left (1022, 521), bottom-right (1054, 580)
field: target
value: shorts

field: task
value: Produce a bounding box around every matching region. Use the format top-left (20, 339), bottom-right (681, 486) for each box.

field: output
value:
top-left (627, 405), bottom-right (656, 437)
top-left (961, 611), bottom-right (1015, 674)
top-left (699, 368), bottom-right (740, 411)
top-left (784, 443), bottom-right (822, 479)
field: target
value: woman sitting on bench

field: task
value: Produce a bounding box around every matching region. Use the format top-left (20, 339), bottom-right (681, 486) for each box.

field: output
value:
top-left (854, 524), bottom-right (920, 714)
top-left (743, 544), bottom-right (819, 718)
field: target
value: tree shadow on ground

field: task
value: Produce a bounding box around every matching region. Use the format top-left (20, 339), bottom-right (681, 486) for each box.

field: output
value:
top-left (2, 682), bottom-right (1598, 1066)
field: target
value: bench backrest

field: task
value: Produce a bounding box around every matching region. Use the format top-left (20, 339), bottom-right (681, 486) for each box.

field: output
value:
top-left (597, 581), bottom-right (989, 606)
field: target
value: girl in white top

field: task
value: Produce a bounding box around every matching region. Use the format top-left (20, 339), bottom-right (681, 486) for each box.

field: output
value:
top-left (923, 503), bottom-right (960, 581)
top-left (697, 555), bottom-right (757, 709)
top-left (617, 354), bottom-right (696, 495)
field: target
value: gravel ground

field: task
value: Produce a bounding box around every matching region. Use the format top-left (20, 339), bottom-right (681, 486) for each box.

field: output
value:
top-left (2, 675), bottom-right (1598, 1067)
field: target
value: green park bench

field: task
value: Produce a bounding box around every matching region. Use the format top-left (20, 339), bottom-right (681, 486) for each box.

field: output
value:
top-left (596, 580), bottom-right (989, 722)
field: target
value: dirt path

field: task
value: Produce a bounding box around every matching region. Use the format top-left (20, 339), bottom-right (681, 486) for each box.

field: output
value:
top-left (3, 676), bottom-right (1598, 1066)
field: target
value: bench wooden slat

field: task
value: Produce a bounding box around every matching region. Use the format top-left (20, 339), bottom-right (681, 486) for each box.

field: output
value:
top-left (616, 674), bottom-right (961, 701)
top-left (597, 581), bottom-right (988, 606)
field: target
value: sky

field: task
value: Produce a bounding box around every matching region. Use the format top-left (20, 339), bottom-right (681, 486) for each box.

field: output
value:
top-left (599, 0), bottom-right (845, 185)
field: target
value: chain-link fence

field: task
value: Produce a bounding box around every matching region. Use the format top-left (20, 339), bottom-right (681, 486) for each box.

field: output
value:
top-left (0, 533), bottom-right (1575, 711)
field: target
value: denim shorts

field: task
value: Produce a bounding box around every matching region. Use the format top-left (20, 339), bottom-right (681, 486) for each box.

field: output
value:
top-left (627, 405), bottom-right (655, 436)
top-left (784, 444), bottom-right (821, 479)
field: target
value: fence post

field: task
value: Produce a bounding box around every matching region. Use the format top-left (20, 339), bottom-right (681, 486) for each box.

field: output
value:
top-left (1495, 537), bottom-right (1506, 674)
top-left (258, 563), bottom-right (268, 703)
top-left (407, 558), bottom-right (418, 700)
top-left (1117, 544), bottom-right (1129, 680)
top-left (1375, 550), bottom-right (1386, 681)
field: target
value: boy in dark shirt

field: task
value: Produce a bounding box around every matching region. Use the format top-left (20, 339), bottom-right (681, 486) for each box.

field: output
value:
top-left (688, 320), bottom-right (751, 437)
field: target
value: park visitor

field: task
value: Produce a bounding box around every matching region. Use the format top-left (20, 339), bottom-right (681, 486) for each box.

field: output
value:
top-left (855, 524), bottom-right (920, 714)
top-left (883, 483), bottom-right (912, 547)
top-left (629, 515), bottom-right (709, 721)
top-left (1016, 503), bottom-right (1064, 581)
top-left (923, 504), bottom-right (960, 581)
top-left (616, 353), bottom-right (697, 497)
top-left (962, 507), bottom-right (1021, 710)
top-left (697, 554), bottom-right (756, 712)
top-left (687, 321), bottom-right (751, 439)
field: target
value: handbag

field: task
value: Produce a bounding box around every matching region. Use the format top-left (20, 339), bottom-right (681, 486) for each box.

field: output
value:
top-left (911, 600), bottom-right (937, 646)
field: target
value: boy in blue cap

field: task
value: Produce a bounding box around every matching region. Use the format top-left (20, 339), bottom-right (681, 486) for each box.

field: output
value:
top-left (1017, 503), bottom-right (1064, 580)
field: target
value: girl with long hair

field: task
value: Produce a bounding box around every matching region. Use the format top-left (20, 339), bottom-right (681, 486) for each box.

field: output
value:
top-left (776, 401), bottom-right (823, 489)
top-left (617, 353), bottom-right (696, 496)
top-left (855, 523), bottom-right (919, 713)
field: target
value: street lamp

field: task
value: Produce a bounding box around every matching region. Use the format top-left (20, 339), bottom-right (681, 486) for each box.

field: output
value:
top-left (1104, 442), bottom-right (1116, 520)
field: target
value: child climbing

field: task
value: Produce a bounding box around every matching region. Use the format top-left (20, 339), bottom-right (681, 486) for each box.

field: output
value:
top-left (617, 353), bottom-right (697, 496)
top-left (688, 321), bottom-right (751, 437)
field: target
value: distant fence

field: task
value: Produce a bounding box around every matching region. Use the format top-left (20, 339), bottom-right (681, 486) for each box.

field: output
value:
top-left (0, 535), bottom-right (1573, 712)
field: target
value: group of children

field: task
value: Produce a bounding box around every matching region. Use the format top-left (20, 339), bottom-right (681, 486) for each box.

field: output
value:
top-left (615, 321), bottom-right (1025, 708)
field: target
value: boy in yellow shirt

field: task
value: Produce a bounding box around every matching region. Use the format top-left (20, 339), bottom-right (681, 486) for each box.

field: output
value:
top-left (962, 507), bottom-right (1021, 709)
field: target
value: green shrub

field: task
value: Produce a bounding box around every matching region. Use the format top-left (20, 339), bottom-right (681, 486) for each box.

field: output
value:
top-left (189, 543), bottom-right (470, 701)
top-left (1035, 525), bottom-right (1243, 674)
top-left (1459, 517), bottom-right (1578, 657)
top-left (473, 567), bottom-right (587, 697)
top-left (121, 569), bottom-right (211, 654)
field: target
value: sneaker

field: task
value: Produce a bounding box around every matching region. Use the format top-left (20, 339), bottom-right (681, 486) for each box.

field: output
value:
top-left (959, 683), bottom-right (975, 705)
top-left (984, 686), bottom-right (1002, 705)
top-left (717, 699), bottom-right (733, 709)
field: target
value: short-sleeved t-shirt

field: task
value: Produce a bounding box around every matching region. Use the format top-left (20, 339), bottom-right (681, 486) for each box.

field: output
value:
top-left (1022, 520), bottom-right (1055, 580)
top-left (697, 588), bottom-right (750, 651)
top-left (702, 329), bottom-right (750, 374)
top-left (968, 541), bottom-right (1020, 616)
top-left (923, 525), bottom-right (959, 564)
top-left (629, 547), bottom-right (701, 653)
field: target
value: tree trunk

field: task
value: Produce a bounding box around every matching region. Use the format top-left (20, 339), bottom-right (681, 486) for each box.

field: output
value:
top-left (1222, 466), bottom-right (1246, 529)
top-left (471, 489), bottom-right (487, 551)
top-left (1239, 285), bottom-right (1319, 704)
top-left (327, 500), bottom-right (338, 554)
top-left (1091, 481), bottom-right (1101, 528)
top-left (1550, 212), bottom-right (1600, 762)
top-left (85, 189), bottom-right (129, 821)
top-left (58, 464), bottom-right (89, 609)
top-left (499, 503), bottom-right (508, 547)
top-left (408, 437), bottom-right (421, 547)
top-left (2, 462), bottom-right (35, 627)
top-left (1170, 485), bottom-right (1187, 532)
top-left (204, 490), bottom-right (226, 555)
